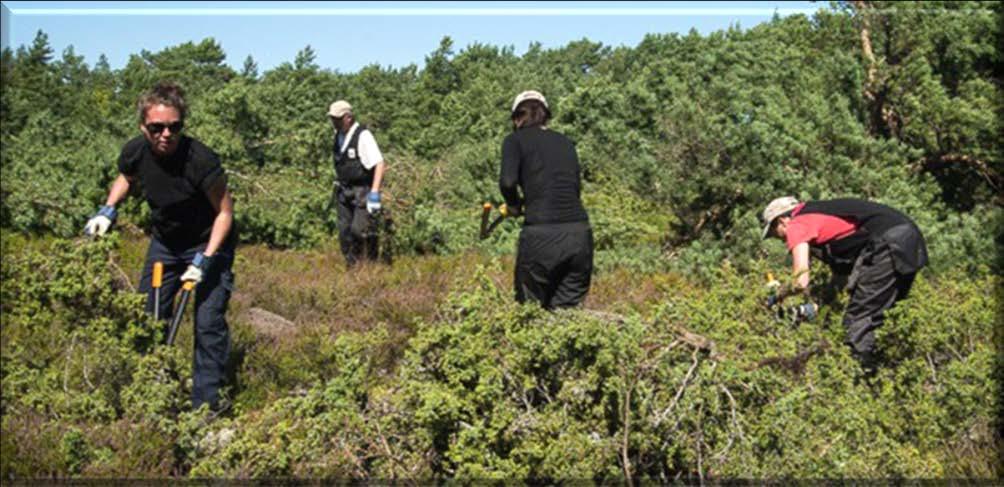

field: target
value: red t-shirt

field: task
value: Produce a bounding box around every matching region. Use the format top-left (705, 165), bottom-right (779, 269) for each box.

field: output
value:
top-left (785, 203), bottom-right (858, 251)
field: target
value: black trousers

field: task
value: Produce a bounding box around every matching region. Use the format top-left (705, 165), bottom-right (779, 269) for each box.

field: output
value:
top-left (138, 236), bottom-right (235, 409)
top-left (515, 221), bottom-right (593, 309)
top-left (843, 241), bottom-right (917, 369)
top-left (335, 184), bottom-right (377, 266)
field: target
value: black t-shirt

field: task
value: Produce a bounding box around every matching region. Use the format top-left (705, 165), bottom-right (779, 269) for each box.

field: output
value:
top-left (500, 125), bottom-right (589, 225)
top-left (118, 135), bottom-right (225, 249)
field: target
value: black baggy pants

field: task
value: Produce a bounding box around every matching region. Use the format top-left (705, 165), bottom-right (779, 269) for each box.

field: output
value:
top-left (138, 236), bottom-right (235, 409)
top-left (843, 241), bottom-right (917, 369)
top-left (515, 221), bottom-right (594, 309)
top-left (335, 184), bottom-right (377, 267)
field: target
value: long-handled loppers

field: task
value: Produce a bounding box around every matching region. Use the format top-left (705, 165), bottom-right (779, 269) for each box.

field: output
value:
top-left (479, 202), bottom-right (511, 240)
top-left (166, 280), bottom-right (196, 346)
top-left (152, 262), bottom-right (163, 321)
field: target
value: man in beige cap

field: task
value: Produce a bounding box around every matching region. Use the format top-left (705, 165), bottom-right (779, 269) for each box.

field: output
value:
top-left (761, 196), bottom-right (927, 373)
top-left (327, 100), bottom-right (387, 267)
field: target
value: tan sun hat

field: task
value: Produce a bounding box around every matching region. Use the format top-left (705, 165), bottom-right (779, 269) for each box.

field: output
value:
top-left (761, 196), bottom-right (800, 239)
top-left (328, 100), bottom-right (352, 118)
top-left (511, 90), bottom-right (548, 114)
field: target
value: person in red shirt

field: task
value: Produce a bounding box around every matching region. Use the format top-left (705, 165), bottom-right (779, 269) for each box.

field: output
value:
top-left (761, 196), bottom-right (928, 373)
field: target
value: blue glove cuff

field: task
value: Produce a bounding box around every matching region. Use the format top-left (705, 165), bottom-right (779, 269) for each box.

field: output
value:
top-left (367, 191), bottom-right (381, 202)
top-left (191, 252), bottom-right (209, 269)
top-left (798, 303), bottom-right (817, 321)
top-left (97, 205), bottom-right (117, 221)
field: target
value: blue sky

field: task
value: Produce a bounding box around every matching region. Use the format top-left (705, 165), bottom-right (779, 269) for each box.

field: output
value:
top-left (1, 1), bottom-right (827, 74)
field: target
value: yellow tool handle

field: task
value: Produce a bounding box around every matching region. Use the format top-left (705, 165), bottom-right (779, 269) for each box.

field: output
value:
top-left (765, 272), bottom-right (780, 291)
top-left (152, 262), bottom-right (163, 288)
top-left (182, 280), bottom-right (196, 291)
top-left (499, 203), bottom-right (509, 217)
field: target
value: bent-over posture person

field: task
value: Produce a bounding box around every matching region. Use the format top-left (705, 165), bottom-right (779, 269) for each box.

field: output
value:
top-left (761, 196), bottom-right (927, 372)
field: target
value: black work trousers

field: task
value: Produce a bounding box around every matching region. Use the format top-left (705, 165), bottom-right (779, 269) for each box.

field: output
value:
top-left (335, 184), bottom-right (377, 267)
top-left (138, 236), bottom-right (235, 409)
top-left (515, 221), bottom-right (593, 309)
top-left (842, 241), bottom-right (916, 369)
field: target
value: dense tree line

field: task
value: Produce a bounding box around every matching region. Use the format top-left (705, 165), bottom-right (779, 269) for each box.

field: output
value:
top-left (2, 1), bottom-right (999, 274)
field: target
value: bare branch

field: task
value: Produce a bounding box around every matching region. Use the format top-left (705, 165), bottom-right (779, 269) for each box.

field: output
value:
top-left (621, 367), bottom-right (634, 487)
top-left (653, 348), bottom-right (701, 427)
top-left (108, 254), bottom-right (135, 292)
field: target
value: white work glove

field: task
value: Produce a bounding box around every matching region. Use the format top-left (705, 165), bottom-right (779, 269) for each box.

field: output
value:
top-left (794, 302), bottom-right (818, 323)
top-left (181, 253), bottom-right (209, 284)
top-left (84, 205), bottom-right (117, 236)
top-left (366, 191), bottom-right (381, 214)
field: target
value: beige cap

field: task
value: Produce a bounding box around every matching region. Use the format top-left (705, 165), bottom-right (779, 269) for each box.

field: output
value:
top-left (511, 90), bottom-right (548, 114)
top-left (328, 100), bottom-right (352, 118)
top-left (761, 196), bottom-right (800, 239)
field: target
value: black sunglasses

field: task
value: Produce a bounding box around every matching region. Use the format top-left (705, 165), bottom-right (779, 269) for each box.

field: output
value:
top-left (145, 121), bottom-right (184, 135)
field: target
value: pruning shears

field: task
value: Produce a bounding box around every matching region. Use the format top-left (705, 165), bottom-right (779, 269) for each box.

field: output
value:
top-left (765, 272), bottom-right (781, 309)
top-left (765, 272), bottom-right (817, 327)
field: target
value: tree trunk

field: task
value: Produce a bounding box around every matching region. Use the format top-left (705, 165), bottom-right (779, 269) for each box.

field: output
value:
top-left (853, 1), bottom-right (895, 138)
top-left (854, 1), bottom-right (878, 100)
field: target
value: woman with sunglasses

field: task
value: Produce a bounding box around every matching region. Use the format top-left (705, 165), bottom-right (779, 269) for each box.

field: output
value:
top-left (84, 81), bottom-right (236, 412)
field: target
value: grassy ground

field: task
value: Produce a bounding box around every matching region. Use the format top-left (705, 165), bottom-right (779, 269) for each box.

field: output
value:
top-left (111, 233), bottom-right (688, 412)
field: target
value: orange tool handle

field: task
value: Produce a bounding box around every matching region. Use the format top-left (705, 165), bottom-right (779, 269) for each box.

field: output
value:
top-left (480, 202), bottom-right (493, 239)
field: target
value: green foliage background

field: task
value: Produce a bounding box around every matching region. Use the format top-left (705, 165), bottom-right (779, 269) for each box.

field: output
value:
top-left (1, 1), bottom-right (1001, 480)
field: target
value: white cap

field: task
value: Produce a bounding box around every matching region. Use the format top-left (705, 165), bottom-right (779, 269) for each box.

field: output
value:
top-left (511, 90), bottom-right (548, 114)
top-left (328, 100), bottom-right (352, 118)
top-left (761, 196), bottom-right (800, 239)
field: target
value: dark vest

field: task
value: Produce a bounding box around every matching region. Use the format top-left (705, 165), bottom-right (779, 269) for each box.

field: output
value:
top-left (796, 199), bottom-right (928, 275)
top-left (333, 125), bottom-right (374, 186)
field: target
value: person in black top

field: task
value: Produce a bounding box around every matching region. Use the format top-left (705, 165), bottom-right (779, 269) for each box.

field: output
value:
top-left (84, 82), bottom-right (236, 410)
top-left (500, 90), bottom-right (593, 309)
top-left (328, 100), bottom-right (388, 267)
